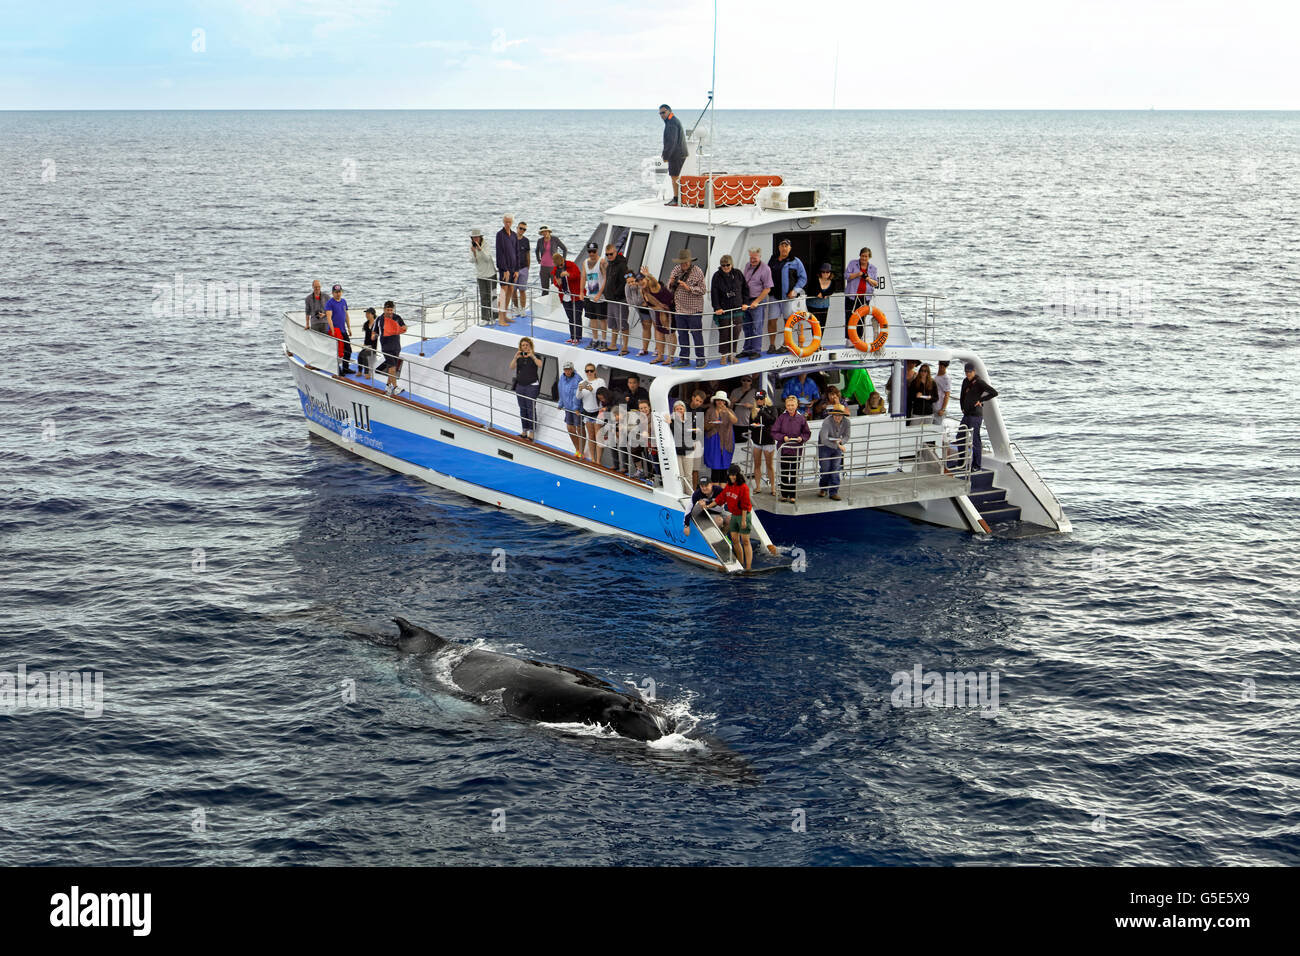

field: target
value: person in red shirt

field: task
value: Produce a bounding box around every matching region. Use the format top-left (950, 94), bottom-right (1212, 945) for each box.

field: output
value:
top-left (715, 464), bottom-right (754, 571)
top-left (551, 252), bottom-right (585, 344)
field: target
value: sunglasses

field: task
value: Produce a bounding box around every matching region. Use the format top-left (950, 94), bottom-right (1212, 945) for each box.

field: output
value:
top-left (585, 368), bottom-right (596, 373)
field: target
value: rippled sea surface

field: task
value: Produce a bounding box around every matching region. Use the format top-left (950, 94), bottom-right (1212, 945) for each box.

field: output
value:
top-left (2, 110), bottom-right (1298, 865)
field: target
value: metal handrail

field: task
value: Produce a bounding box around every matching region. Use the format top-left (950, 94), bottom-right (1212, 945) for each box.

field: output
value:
top-left (1008, 440), bottom-right (1065, 523)
top-left (758, 413), bottom-right (970, 504)
top-left (293, 319), bottom-right (672, 491)
top-left (418, 279), bottom-right (948, 351)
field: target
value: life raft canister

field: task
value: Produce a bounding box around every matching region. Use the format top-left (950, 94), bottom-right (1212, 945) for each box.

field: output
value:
top-left (847, 304), bottom-right (889, 352)
top-left (783, 311), bottom-right (822, 357)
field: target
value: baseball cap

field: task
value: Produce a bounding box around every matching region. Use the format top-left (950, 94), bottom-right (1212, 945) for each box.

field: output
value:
top-left (562, 360), bottom-right (574, 369)
top-left (755, 389), bottom-right (767, 399)
top-left (587, 242), bottom-right (598, 251)
top-left (332, 284), bottom-right (342, 292)
top-left (964, 362), bottom-right (976, 373)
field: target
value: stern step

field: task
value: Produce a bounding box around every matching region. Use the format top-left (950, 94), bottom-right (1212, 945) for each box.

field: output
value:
top-left (969, 469), bottom-right (1021, 525)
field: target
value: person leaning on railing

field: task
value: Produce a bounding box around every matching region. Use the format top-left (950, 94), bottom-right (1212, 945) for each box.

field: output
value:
top-left (641, 267), bottom-right (676, 365)
top-left (772, 395), bottom-right (811, 504)
top-left (470, 228), bottom-right (496, 325)
top-left (624, 269), bottom-right (652, 356)
top-left (818, 404), bottom-right (850, 502)
top-left (668, 249), bottom-right (707, 369)
top-left (356, 307), bottom-right (379, 379)
top-left (557, 359), bottom-right (584, 458)
top-left (552, 252), bottom-right (585, 345)
top-left (767, 239), bottom-right (807, 354)
top-left (711, 255), bottom-right (746, 366)
top-left (739, 249), bottom-right (773, 359)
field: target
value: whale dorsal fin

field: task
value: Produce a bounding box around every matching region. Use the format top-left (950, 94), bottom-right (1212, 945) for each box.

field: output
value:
top-left (393, 617), bottom-right (447, 655)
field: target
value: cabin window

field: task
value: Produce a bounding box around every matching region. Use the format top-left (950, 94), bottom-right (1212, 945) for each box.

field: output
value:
top-left (609, 226), bottom-right (650, 274)
top-left (770, 229), bottom-right (847, 291)
top-left (658, 231), bottom-right (713, 284)
top-left (444, 341), bottom-right (521, 391)
top-left (580, 221), bottom-right (609, 258)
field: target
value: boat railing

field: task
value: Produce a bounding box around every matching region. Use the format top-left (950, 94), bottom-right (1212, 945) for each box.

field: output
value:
top-left (415, 279), bottom-right (946, 352)
top-left (760, 413), bottom-right (971, 505)
top-left (287, 314), bottom-right (672, 490)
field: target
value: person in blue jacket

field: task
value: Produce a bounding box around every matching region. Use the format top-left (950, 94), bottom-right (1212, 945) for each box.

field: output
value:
top-left (557, 359), bottom-right (584, 457)
top-left (766, 239), bottom-right (807, 353)
top-left (782, 373), bottom-right (821, 415)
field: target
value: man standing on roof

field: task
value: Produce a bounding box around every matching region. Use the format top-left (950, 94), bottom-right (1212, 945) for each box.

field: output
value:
top-left (767, 239), bottom-right (807, 354)
top-left (495, 214), bottom-right (519, 326)
top-left (659, 103), bottom-right (688, 207)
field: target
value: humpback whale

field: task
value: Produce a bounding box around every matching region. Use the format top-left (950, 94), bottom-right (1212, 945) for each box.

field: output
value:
top-left (393, 618), bottom-right (674, 742)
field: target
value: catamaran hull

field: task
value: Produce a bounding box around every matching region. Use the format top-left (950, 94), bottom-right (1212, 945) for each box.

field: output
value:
top-left (289, 360), bottom-right (728, 570)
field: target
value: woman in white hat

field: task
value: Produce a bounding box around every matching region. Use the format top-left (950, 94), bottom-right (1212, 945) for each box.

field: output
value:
top-left (702, 390), bottom-right (738, 482)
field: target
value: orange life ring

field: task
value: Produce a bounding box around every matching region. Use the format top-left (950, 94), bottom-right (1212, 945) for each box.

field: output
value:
top-left (846, 305), bottom-right (889, 352)
top-left (783, 311), bottom-right (821, 357)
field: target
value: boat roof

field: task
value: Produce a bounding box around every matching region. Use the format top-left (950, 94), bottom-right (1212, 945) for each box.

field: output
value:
top-left (601, 195), bottom-right (892, 229)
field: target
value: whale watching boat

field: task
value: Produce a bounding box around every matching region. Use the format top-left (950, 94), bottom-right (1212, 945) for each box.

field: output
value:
top-left (282, 135), bottom-right (1069, 573)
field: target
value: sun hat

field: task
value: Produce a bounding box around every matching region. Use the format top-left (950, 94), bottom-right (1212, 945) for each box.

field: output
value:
top-left (712, 390), bottom-right (730, 404)
top-left (469, 228), bottom-right (483, 238)
top-left (674, 249), bottom-right (696, 264)
top-left (830, 403), bottom-right (847, 414)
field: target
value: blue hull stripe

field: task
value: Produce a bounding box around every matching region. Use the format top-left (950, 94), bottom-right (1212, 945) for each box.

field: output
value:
top-left (297, 387), bottom-right (713, 559)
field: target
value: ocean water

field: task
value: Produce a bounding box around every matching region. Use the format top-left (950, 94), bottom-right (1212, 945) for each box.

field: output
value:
top-left (1, 110), bottom-right (1298, 866)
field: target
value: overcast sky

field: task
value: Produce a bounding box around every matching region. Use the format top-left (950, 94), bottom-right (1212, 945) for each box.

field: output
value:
top-left (4, 0), bottom-right (1298, 110)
